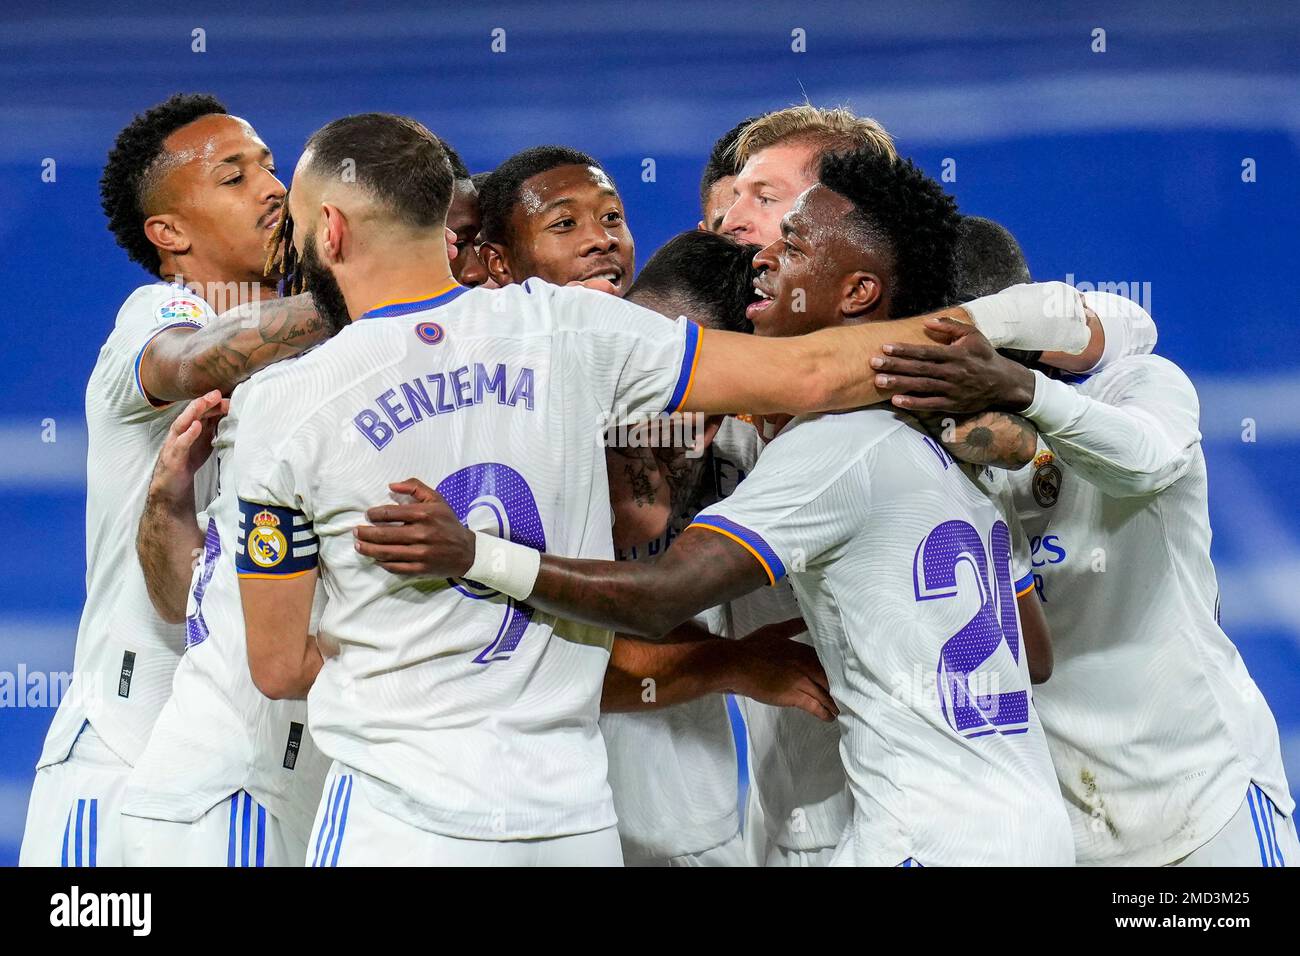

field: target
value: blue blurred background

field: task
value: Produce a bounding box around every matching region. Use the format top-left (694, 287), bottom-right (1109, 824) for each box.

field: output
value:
top-left (2, 0), bottom-right (1298, 865)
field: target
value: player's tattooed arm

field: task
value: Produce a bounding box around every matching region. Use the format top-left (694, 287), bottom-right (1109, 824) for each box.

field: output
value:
top-left (605, 419), bottom-right (716, 551)
top-left (604, 620), bottom-right (835, 720)
top-left (139, 293), bottom-right (330, 403)
top-left (918, 411), bottom-right (1039, 470)
top-left (606, 446), bottom-right (672, 550)
top-left (137, 391), bottom-right (226, 626)
top-left (652, 416), bottom-right (719, 513)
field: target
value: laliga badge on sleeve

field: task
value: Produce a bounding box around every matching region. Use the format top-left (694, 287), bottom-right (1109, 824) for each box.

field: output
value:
top-left (155, 296), bottom-right (206, 324)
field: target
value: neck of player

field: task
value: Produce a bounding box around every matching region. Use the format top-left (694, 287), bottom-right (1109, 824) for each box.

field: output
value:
top-left (347, 240), bottom-right (457, 321)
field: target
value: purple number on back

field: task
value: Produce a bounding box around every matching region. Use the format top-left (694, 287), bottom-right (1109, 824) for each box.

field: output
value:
top-left (436, 463), bottom-right (546, 664)
top-left (913, 518), bottom-right (1028, 737)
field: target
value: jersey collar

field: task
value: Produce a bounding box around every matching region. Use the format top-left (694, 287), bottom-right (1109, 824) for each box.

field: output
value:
top-left (359, 282), bottom-right (467, 320)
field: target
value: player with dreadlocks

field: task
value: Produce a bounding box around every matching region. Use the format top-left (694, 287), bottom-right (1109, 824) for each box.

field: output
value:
top-left (20, 93), bottom-right (329, 867)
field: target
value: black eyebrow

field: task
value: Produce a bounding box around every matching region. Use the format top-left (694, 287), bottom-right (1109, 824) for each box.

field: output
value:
top-left (214, 146), bottom-right (272, 168)
top-left (538, 187), bottom-right (620, 216)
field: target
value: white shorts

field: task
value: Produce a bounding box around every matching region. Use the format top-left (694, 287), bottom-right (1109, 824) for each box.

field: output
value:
top-left (307, 767), bottom-right (623, 867)
top-left (19, 722), bottom-right (128, 868)
top-left (1171, 783), bottom-right (1298, 867)
top-left (122, 790), bottom-right (306, 867)
top-left (741, 785), bottom-right (769, 866)
top-left (624, 830), bottom-right (748, 867)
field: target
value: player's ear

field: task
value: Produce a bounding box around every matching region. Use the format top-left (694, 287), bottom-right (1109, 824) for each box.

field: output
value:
top-left (843, 271), bottom-right (883, 319)
top-left (319, 204), bottom-right (347, 264)
top-left (143, 213), bottom-right (191, 259)
top-left (480, 241), bottom-right (513, 287)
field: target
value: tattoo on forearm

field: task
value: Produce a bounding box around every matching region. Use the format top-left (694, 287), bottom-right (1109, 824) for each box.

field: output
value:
top-left (653, 444), bottom-right (707, 516)
top-left (931, 412), bottom-right (1038, 469)
top-left (622, 456), bottom-right (656, 507)
top-left (189, 295), bottom-right (328, 392)
top-left (965, 426), bottom-right (994, 452)
top-left (959, 413), bottom-right (1037, 467)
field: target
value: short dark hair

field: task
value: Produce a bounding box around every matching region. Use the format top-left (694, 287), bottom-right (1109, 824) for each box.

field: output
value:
top-left (818, 150), bottom-right (961, 318)
top-left (478, 145), bottom-right (604, 245)
top-left (303, 113), bottom-right (453, 230)
top-left (439, 137), bottom-right (472, 181)
top-left (470, 170), bottom-right (492, 191)
top-left (951, 215), bottom-right (1031, 301)
top-left (628, 230), bottom-right (758, 334)
top-left (100, 92), bottom-right (229, 277)
top-left (951, 216), bottom-right (1040, 366)
top-left (699, 116), bottom-right (759, 213)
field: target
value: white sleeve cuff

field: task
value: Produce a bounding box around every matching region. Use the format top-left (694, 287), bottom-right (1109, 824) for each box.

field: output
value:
top-left (1023, 370), bottom-right (1089, 434)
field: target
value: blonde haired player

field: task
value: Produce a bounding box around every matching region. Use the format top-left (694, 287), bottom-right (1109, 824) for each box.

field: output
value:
top-left (719, 104), bottom-right (897, 246)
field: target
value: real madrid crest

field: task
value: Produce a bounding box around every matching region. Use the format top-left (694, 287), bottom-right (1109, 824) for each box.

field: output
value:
top-left (248, 509), bottom-right (289, 568)
top-left (1032, 450), bottom-right (1062, 508)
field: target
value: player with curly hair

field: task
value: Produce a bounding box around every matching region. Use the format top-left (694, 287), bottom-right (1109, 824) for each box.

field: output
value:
top-left (477, 145), bottom-right (633, 295)
top-left (20, 93), bottom-right (331, 867)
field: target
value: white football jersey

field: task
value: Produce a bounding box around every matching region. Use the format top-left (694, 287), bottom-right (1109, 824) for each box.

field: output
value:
top-left (598, 677), bottom-right (738, 860)
top-left (38, 283), bottom-right (218, 769)
top-left (121, 389), bottom-right (331, 845)
top-left (693, 408), bottom-right (1074, 866)
top-left (228, 280), bottom-right (703, 840)
top-left (1014, 354), bottom-right (1292, 865)
top-left (599, 431), bottom-right (740, 861)
top-left (711, 416), bottom-right (852, 855)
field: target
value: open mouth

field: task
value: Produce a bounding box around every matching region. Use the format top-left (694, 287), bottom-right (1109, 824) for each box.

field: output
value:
top-left (746, 281), bottom-right (775, 319)
top-left (260, 209), bottom-right (282, 232)
top-left (579, 267), bottom-right (624, 291)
